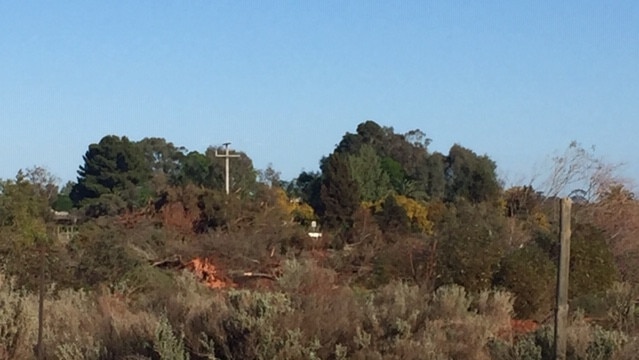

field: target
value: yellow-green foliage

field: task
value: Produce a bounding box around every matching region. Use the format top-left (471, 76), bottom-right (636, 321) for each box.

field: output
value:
top-left (363, 195), bottom-right (433, 234)
top-left (394, 195), bottom-right (433, 234)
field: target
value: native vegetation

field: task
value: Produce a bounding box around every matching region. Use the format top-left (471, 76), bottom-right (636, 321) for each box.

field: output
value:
top-left (0, 121), bottom-right (637, 359)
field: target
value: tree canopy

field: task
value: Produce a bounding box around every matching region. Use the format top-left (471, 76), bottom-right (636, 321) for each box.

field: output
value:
top-left (70, 135), bottom-right (151, 215)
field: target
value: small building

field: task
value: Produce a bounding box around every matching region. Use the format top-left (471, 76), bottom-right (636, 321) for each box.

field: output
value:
top-left (52, 210), bottom-right (78, 243)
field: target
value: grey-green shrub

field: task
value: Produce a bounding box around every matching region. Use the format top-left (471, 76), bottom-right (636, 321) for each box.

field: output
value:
top-left (154, 315), bottom-right (189, 360)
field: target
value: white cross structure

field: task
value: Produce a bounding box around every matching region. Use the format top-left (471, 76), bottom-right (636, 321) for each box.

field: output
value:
top-left (215, 142), bottom-right (240, 194)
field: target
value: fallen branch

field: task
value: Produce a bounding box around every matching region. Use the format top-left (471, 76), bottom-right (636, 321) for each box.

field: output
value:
top-left (150, 255), bottom-right (183, 268)
top-left (231, 271), bottom-right (277, 281)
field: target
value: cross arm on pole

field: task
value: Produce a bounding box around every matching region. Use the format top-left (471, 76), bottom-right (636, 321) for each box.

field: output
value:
top-left (214, 142), bottom-right (241, 194)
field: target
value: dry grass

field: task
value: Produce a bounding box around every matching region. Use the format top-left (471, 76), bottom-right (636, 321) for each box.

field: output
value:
top-left (0, 264), bottom-right (635, 360)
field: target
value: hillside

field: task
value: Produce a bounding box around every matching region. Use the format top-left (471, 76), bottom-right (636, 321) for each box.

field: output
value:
top-left (1, 121), bottom-right (638, 359)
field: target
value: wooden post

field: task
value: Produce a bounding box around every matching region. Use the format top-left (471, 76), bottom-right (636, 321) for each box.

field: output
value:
top-left (554, 198), bottom-right (572, 360)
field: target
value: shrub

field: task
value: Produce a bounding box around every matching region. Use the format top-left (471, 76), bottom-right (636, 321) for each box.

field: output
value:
top-left (603, 281), bottom-right (637, 332)
top-left (0, 274), bottom-right (25, 359)
top-left (154, 314), bottom-right (189, 360)
top-left (494, 243), bottom-right (556, 320)
top-left (569, 224), bottom-right (618, 299)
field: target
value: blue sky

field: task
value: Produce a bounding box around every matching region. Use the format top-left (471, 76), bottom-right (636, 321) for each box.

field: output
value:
top-left (1, 1), bottom-right (638, 188)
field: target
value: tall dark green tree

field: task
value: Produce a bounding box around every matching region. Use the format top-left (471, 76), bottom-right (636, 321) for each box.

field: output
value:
top-left (334, 121), bottom-right (446, 201)
top-left (445, 144), bottom-right (501, 203)
top-left (335, 120), bottom-right (386, 155)
top-left (319, 153), bottom-right (360, 230)
top-left (70, 135), bottom-right (151, 215)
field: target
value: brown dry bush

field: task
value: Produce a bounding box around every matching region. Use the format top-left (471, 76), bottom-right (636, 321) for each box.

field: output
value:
top-left (276, 259), bottom-right (362, 359)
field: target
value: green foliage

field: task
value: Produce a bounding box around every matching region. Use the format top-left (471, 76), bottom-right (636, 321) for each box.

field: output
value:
top-left (569, 224), bottom-right (618, 299)
top-left (3, 126), bottom-right (637, 359)
top-left (347, 144), bottom-right (391, 202)
top-left (0, 171), bottom-right (51, 244)
top-left (533, 222), bottom-right (618, 301)
top-left (319, 153), bottom-right (361, 231)
top-left (69, 227), bottom-right (141, 287)
top-left (488, 336), bottom-right (542, 360)
top-left (423, 153), bottom-right (447, 200)
top-left (137, 137), bottom-right (186, 188)
top-left (205, 147), bottom-right (258, 196)
top-left (287, 171), bottom-right (323, 215)
top-left (222, 290), bottom-right (294, 359)
top-left (174, 151), bottom-right (215, 187)
top-left (380, 156), bottom-right (405, 191)
top-left (445, 144), bottom-right (501, 203)
top-left (531, 312), bottom-right (628, 360)
top-left (436, 200), bottom-right (507, 292)
top-left (494, 243), bottom-right (556, 320)
top-left (154, 314), bottom-right (190, 360)
top-left (71, 135), bottom-right (151, 215)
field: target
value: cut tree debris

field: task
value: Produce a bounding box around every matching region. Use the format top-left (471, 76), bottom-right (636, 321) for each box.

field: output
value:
top-left (150, 255), bottom-right (277, 289)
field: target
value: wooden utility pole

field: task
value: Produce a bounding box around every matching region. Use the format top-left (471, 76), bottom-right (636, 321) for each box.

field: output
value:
top-left (215, 142), bottom-right (240, 195)
top-left (554, 197), bottom-right (572, 360)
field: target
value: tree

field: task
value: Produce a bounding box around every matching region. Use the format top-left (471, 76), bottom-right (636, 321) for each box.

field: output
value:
top-left (0, 169), bottom-right (58, 291)
top-left (435, 199), bottom-right (506, 292)
top-left (52, 181), bottom-right (75, 212)
top-left (70, 135), bottom-right (151, 216)
top-left (380, 156), bottom-right (405, 192)
top-left (533, 222), bottom-right (618, 299)
top-left (540, 141), bottom-right (620, 201)
top-left (335, 120), bottom-right (385, 155)
top-left (568, 223), bottom-right (618, 298)
top-left (0, 170), bottom-right (51, 244)
top-left (173, 150), bottom-right (214, 187)
top-left (319, 153), bottom-right (361, 231)
top-left (205, 146), bottom-right (257, 195)
top-left (585, 185), bottom-right (639, 282)
top-left (258, 163), bottom-right (281, 188)
top-left (538, 142), bottom-right (636, 281)
top-left (394, 195), bottom-right (433, 234)
top-left (136, 137), bottom-right (186, 189)
top-left (445, 144), bottom-right (501, 203)
top-left (504, 185), bottom-right (542, 219)
top-left (289, 171), bottom-right (323, 215)
top-left (347, 144), bottom-right (391, 202)
top-left (423, 153), bottom-right (446, 200)
top-left (333, 121), bottom-right (449, 201)
top-left (494, 243), bottom-right (556, 320)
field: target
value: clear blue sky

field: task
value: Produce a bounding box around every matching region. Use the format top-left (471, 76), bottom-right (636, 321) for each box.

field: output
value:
top-left (1, 1), bottom-right (638, 187)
